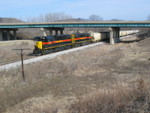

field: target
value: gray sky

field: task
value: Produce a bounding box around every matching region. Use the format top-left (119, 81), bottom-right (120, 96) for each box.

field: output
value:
top-left (0, 0), bottom-right (149, 21)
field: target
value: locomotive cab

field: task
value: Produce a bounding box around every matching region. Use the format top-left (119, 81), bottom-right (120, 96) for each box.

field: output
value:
top-left (35, 36), bottom-right (46, 49)
top-left (33, 36), bottom-right (56, 54)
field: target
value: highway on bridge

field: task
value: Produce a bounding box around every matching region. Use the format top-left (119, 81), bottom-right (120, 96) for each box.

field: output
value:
top-left (0, 21), bottom-right (150, 28)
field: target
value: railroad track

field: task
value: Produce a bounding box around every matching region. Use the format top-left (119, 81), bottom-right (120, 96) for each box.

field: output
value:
top-left (0, 42), bottom-right (105, 71)
top-left (0, 55), bottom-right (36, 66)
top-left (0, 33), bottom-right (138, 72)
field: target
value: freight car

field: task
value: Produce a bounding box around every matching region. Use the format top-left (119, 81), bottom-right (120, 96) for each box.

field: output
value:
top-left (120, 30), bottom-right (139, 36)
top-left (33, 32), bottom-right (108, 55)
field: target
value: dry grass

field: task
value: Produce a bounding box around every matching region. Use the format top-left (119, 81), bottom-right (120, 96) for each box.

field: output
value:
top-left (0, 37), bottom-right (150, 113)
top-left (0, 40), bottom-right (34, 65)
top-left (2, 77), bottom-right (149, 113)
top-left (68, 78), bottom-right (150, 113)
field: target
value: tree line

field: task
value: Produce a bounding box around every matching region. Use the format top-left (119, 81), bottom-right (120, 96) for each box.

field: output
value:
top-left (26, 12), bottom-right (104, 22)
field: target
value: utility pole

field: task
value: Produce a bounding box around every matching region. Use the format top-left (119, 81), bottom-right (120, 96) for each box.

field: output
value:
top-left (13, 48), bottom-right (30, 81)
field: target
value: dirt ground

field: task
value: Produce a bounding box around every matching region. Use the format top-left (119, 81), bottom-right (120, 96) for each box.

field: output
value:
top-left (0, 35), bottom-right (150, 113)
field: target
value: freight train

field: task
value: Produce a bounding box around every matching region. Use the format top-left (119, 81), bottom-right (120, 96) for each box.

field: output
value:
top-left (33, 32), bottom-right (109, 55)
top-left (33, 30), bottom-right (139, 55)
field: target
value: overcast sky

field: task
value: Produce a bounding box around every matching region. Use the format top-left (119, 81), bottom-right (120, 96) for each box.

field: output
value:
top-left (0, 0), bottom-right (150, 21)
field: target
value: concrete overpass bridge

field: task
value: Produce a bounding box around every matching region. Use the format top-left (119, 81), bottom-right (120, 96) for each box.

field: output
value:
top-left (0, 21), bottom-right (150, 44)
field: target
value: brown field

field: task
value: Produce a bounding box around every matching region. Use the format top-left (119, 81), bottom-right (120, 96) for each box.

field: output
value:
top-left (0, 35), bottom-right (150, 113)
top-left (0, 40), bottom-right (35, 65)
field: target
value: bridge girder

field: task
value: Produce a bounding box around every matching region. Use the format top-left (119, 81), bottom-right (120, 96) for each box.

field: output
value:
top-left (0, 21), bottom-right (150, 28)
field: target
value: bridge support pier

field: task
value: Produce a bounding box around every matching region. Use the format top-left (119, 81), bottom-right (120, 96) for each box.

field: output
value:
top-left (44, 27), bottom-right (64, 36)
top-left (0, 28), bottom-right (18, 41)
top-left (60, 29), bottom-right (63, 35)
top-left (55, 30), bottom-right (58, 35)
top-left (49, 29), bottom-right (63, 35)
top-left (49, 30), bottom-right (53, 35)
top-left (13, 29), bottom-right (17, 40)
top-left (110, 27), bottom-right (120, 44)
top-left (7, 31), bottom-right (10, 40)
top-left (0, 31), bottom-right (2, 41)
top-left (41, 27), bottom-right (64, 37)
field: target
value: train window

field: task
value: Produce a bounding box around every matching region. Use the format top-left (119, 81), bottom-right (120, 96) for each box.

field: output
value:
top-left (36, 36), bottom-right (46, 41)
top-left (34, 36), bottom-right (41, 41)
top-left (45, 36), bottom-right (55, 42)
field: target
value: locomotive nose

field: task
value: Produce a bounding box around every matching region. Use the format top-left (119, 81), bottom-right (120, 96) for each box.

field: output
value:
top-left (36, 41), bottom-right (43, 49)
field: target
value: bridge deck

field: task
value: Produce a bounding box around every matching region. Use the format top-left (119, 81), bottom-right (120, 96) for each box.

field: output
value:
top-left (0, 21), bottom-right (150, 28)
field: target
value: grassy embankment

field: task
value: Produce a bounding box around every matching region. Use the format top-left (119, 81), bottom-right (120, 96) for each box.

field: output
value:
top-left (0, 35), bottom-right (149, 113)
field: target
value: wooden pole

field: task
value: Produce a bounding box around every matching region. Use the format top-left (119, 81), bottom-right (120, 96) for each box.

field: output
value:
top-left (13, 48), bottom-right (30, 81)
top-left (21, 49), bottom-right (25, 80)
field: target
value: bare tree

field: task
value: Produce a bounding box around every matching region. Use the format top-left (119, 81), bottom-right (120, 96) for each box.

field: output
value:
top-left (27, 12), bottom-right (72, 23)
top-left (44, 12), bottom-right (72, 22)
top-left (110, 19), bottom-right (123, 21)
top-left (25, 13), bottom-right (73, 37)
top-left (88, 15), bottom-right (103, 21)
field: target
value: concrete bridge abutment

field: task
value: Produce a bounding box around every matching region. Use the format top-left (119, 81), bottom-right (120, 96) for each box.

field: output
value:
top-left (40, 28), bottom-right (47, 36)
top-left (109, 27), bottom-right (120, 44)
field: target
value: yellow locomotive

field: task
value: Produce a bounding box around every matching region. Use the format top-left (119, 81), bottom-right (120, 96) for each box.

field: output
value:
top-left (33, 33), bottom-right (94, 55)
